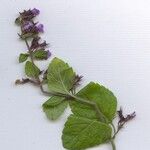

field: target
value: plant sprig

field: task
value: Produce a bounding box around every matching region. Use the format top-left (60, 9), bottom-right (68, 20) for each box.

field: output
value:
top-left (15, 8), bottom-right (136, 150)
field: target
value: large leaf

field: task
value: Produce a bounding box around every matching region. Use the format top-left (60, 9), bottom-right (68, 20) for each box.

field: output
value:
top-left (70, 82), bottom-right (117, 122)
top-left (43, 96), bottom-right (68, 120)
top-left (62, 115), bottom-right (112, 150)
top-left (25, 61), bottom-right (40, 78)
top-left (47, 57), bottom-right (75, 94)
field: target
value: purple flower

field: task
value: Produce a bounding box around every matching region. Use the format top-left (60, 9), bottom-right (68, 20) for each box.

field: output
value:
top-left (20, 10), bottom-right (34, 20)
top-left (31, 8), bottom-right (40, 16)
top-left (40, 41), bottom-right (48, 48)
top-left (30, 37), bottom-right (41, 49)
top-left (22, 21), bottom-right (33, 31)
top-left (47, 50), bottom-right (51, 59)
top-left (20, 8), bottom-right (40, 20)
top-left (30, 37), bottom-right (48, 50)
top-left (36, 24), bottom-right (44, 33)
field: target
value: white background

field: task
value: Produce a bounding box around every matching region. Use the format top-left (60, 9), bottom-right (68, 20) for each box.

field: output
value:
top-left (0, 0), bottom-right (149, 150)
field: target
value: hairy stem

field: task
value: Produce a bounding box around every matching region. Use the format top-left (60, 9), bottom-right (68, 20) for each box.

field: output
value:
top-left (23, 38), bottom-right (71, 99)
top-left (39, 85), bottom-right (70, 98)
top-left (22, 37), bottom-right (108, 123)
top-left (25, 39), bottom-right (42, 86)
top-left (23, 35), bottom-right (107, 123)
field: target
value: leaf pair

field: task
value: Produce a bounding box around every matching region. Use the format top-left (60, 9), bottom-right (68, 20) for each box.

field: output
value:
top-left (24, 57), bottom-right (76, 120)
top-left (62, 82), bottom-right (117, 150)
top-left (19, 50), bottom-right (49, 63)
top-left (42, 57), bottom-right (118, 150)
top-left (43, 57), bottom-right (76, 120)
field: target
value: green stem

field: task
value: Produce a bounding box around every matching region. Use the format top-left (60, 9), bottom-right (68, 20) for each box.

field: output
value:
top-left (24, 36), bottom-right (107, 124)
top-left (111, 123), bottom-right (116, 135)
top-left (110, 139), bottom-right (116, 150)
top-left (24, 38), bottom-right (108, 124)
top-left (112, 122), bottom-right (125, 139)
top-left (23, 31), bottom-right (117, 150)
top-left (23, 29), bottom-right (108, 124)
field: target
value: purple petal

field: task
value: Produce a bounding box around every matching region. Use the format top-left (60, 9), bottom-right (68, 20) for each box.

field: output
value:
top-left (22, 21), bottom-right (33, 31)
top-left (30, 37), bottom-right (41, 49)
top-left (47, 50), bottom-right (51, 58)
top-left (31, 8), bottom-right (40, 15)
top-left (36, 24), bottom-right (44, 33)
top-left (40, 41), bottom-right (48, 48)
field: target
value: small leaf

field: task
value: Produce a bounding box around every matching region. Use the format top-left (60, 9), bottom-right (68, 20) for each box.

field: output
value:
top-left (47, 57), bottom-right (75, 94)
top-left (43, 96), bottom-right (68, 120)
top-left (15, 17), bottom-right (21, 25)
top-left (62, 115), bottom-right (112, 150)
top-left (25, 61), bottom-right (40, 78)
top-left (70, 82), bottom-right (117, 122)
top-left (19, 53), bottom-right (29, 63)
top-left (33, 49), bottom-right (48, 60)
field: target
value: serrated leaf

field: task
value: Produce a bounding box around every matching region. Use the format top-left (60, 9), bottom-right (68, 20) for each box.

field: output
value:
top-left (19, 53), bottom-right (29, 63)
top-left (43, 96), bottom-right (68, 120)
top-left (25, 61), bottom-right (40, 78)
top-left (62, 115), bottom-right (112, 150)
top-left (70, 82), bottom-right (117, 122)
top-left (47, 57), bottom-right (75, 94)
top-left (33, 49), bottom-right (48, 60)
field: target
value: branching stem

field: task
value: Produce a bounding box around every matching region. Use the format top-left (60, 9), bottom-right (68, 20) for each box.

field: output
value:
top-left (23, 38), bottom-right (68, 99)
top-left (112, 122), bottom-right (125, 139)
top-left (69, 94), bottom-right (107, 123)
top-left (22, 33), bottom-right (115, 150)
top-left (23, 37), bottom-right (108, 124)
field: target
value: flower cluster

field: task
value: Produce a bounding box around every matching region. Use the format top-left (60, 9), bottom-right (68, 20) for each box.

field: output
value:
top-left (15, 8), bottom-right (51, 60)
top-left (117, 108), bottom-right (136, 130)
top-left (22, 21), bottom-right (44, 34)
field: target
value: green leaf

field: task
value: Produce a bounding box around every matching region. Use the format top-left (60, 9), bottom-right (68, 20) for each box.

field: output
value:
top-left (15, 17), bottom-right (21, 25)
top-left (43, 96), bottom-right (68, 120)
top-left (62, 115), bottom-right (112, 150)
top-left (19, 53), bottom-right (29, 63)
top-left (70, 82), bottom-right (117, 122)
top-left (33, 49), bottom-right (48, 60)
top-left (47, 57), bottom-right (75, 94)
top-left (25, 61), bottom-right (40, 78)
